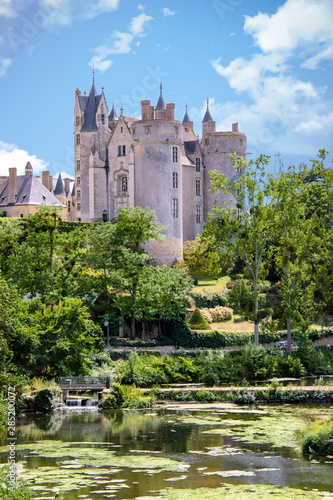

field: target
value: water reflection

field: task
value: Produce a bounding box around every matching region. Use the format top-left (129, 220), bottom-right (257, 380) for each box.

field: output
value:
top-left (0, 404), bottom-right (332, 499)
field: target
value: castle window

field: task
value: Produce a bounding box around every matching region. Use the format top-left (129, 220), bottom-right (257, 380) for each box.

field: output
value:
top-left (121, 126), bottom-right (123, 133)
top-left (132, 128), bottom-right (135, 136)
top-left (174, 126), bottom-right (178, 134)
top-left (77, 190), bottom-right (81, 199)
top-left (77, 177), bottom-right (80, 185)
top-left (118, 146), bottom-right (121, 156)
top-left (76, 160), bottom-right (80, 170)
top-left (76, 116), bottom-right (80, 126)
top-left (145, 126), bottom-right (150, 134)
top-left (205, 138), bottom-right (209, 145)
top-left (121, 176), bottom-right (128, 192)
top-left (77, 203), bottom-right (81, 211)
top-left (101, 114), bottom-right (105, 125)
top-left (196, 158), bottom-right (201, 172)
top-left (196, 205), bottom-right (201, 223)
top-left (196, 179), bottom-right (201, 196)
top-left (68, 201), bottom-right (71, 212)
top-left (173, 198), bottom-right (178, 218)
top-left (76, 134), bottom-right (80, 145)
top-left (122, 145), bottom-right (126, 156)
top-left (173, 172), bottom-right (178, 188)
top-left (172, 147), bottom-right (178, 163)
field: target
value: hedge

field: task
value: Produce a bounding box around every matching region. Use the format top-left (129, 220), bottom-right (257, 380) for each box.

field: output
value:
top-left (190, 291), bottom-right (228, 309)
top-left (109, 349), bottom-right (162, 361)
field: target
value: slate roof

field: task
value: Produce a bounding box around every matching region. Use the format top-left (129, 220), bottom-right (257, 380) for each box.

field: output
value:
top-left (80, 83), bottom-right (102, 132)
top-left (184, 140), bottom-right (198, 156)
top-left (155, 84), bottom-right (166, 110)
top-left (109, 103), bottom-right (117, 120)
top-left (0, 175), bottom-right (63, 207)
top-left (202, 99), bottom-right (214, 123)
top-left (182, 106), bottom-right (190, 123)
top-left (54, 174), bottom-right (65, 195)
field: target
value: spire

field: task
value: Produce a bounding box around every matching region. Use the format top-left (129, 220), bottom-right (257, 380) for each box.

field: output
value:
top-left (182, 105), bottom-right (190, 124)
top-left (54, 173), bottom-right (65, 195)
top-left (80, 81), bottom-right (98, 132)
top-left (202, 98), bottom-right (213, 123)
top-left (155, 83), bottom-right (166, 110)
top-left (109, 102), bottom-right (117, 120)
top-left (25, 161), bottom-right (33, 178)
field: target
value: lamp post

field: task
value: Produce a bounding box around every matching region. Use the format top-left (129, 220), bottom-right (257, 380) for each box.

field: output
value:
top-left (104, 319), bottom-right (110, 349)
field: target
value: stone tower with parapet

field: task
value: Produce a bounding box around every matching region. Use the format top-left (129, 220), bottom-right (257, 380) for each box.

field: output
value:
top-left (201, 99), bottom-right (247, 215)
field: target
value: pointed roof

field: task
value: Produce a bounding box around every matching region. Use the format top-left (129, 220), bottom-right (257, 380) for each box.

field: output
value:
top-left (54, 174), bottom-right (65, 195)
top-left (182, 105), bottom-right (190, 124)
top-left (0, 175), bottom-right (63, 207)
top-left (71, 183), bottom-right (75, 197)
top-left (109, 103), bottom-right (117, 121)
top-left (81, 82), bottom-right (99, 132)
top-left (202, 98), bottom-right (214, 123)
top-left (155, 83), bottom-right (166, 110)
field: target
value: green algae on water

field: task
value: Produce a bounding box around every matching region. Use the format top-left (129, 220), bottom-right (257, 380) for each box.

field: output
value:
top-left (158, 484), bottom-right (325, 499)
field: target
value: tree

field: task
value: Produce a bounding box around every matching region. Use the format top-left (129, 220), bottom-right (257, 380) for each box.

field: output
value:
top-left (86, 206), bottom-right (165, 338)
top-left (204, 154), bottom-right (283, 345)
top-left (180, 235), bottom-right (222, 283)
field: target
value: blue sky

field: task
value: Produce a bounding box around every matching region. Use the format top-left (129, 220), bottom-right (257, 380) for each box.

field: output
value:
top-left (0, 0), bottom-right (333, 178)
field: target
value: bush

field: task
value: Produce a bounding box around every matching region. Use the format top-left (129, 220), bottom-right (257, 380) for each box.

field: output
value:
top-left (33, 388), bottom-right (62, 412)
top-left (234, 390), bottom-right (256, 404)
top-left (99, 383), bottom-right (155, 409)
top-left (201, 306), bottom-right (233, 323)
top-left (298, 417), bottom-right (333, 456)
top-left (194, 390), bottom-right (217, 402)
top-left (0, 465), bottom-right (33, 500)
top-left (187, 308), bottom-right (212, 330)
top-left (191, 291), bottom-right (228, 309)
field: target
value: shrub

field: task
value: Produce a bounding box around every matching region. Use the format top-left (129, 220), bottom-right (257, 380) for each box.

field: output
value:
top-left (298, 417), bottom-right (333, 456)
top-left (187, 308), bottom-right (212, 330)
top-left (34, 388), bottom-right (62, 412)
top-left (257, 307), bottom-right (274, 321)
top-left (201, 306), bottom-right (233, 323)
top-left (234, 390), bottom-right (256, 404)
top-left (194, 390), bottom-right (217, 402)
top-left (191, 291), bottom-right (228, 309)
top-left (99, 382), bottom-right (155, 409)
top-left (0, 465), bottom-right (33, 500)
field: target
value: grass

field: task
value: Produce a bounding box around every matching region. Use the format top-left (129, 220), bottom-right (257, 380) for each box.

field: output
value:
top-left (211, 318), bottom-right (254, 333)
top-left (191, 275), bottom-right (230, 293)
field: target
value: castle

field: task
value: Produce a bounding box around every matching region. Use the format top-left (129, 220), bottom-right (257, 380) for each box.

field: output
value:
top-left (0, 80), bottom-right (247, 265)
top-left (72, 80), bottom-right (247, 264)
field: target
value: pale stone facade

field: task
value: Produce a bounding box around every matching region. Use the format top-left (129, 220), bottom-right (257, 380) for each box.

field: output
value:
top-left (73, 82), bottom-right (247, 264)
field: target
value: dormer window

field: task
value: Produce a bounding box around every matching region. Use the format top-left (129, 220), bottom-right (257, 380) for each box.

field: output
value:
top-left (76, 116), bottom-right (80, 126)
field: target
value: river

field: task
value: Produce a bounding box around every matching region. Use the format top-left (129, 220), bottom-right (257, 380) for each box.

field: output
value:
top-left (1, 403), bottom-right (332, 499)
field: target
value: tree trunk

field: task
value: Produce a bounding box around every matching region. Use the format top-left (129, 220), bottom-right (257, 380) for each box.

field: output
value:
top-left (142, 322), bottom-right (146, 340)
top-left (253, 272), bottom-right (259, 346)
top-left (131, 284), bottom-right (137, 339)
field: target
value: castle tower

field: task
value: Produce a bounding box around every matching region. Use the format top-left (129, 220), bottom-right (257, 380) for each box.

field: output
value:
top-left (201, 100), bottom-right (247, 216)
top-left (54, 174), bottom-right (67, 206)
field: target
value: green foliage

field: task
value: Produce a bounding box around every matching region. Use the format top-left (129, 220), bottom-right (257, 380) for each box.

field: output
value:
top-left (33, 387), bottom-right (62, 412)
top-left (187, 308), bottom-right (212, 330)
top-left (0, 465), bottom-right (34, 500)
top-left (194, 390), bottom-right (217, 402)
top-left (227, 281), bottom-right (254, 316)
top-left (201, 306), bottom-right (233, 323)
top-left (298, 417), bottom-right (333, 456)
top-left (179, 235), bottom-right (222, 283)
top-left (99, 382), bottom-right (155, 409)
top-left (234, 390), bottom-right (256, 405)
top-left (190, 290), bottom-right (228, 308)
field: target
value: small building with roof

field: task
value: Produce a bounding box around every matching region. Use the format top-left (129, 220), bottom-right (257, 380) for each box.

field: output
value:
top-left (0, 162), bottom-right (73, 219)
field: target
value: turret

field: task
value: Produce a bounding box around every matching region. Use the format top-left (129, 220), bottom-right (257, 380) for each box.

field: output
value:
top-left (202, 98), bottom-right (215, 136)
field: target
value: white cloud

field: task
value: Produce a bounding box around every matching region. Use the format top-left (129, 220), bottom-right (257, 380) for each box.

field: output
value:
top-left (0, 58), bottom-right (12, 78)
top-left (162, 7), bottom-right (175, 17)
top-left (0, 141), bottom-right (48, 176)
top-left (137, 4), bottom-right (145, 12)
top-left (39, 0), bottom-right (120, 27)
top-left (210, 0), bottom-right (333, 155)
top-left (89, 10), bottom-right (153, 72)
top-left (0, 0), bottom-right (15, 17)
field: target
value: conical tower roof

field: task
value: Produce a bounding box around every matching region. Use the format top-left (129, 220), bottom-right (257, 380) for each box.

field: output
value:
top-left (155, 83), bottom-right (166, 110)
top-left (202, 98), bottom-right (213, 123)
top-left (54, 174), bottom-right (65, 195)
top-left (182, 105), bottom-right (190, 124)
top-left (81, 82), bottom-right (98, 132)
top-left (109, 102), bottom-right (117, 120)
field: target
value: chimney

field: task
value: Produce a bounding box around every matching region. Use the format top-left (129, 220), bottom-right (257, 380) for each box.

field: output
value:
top-left (42, 171), bottom-right (52, 191)
top-left (149, 105), bottom-right (154, 119)
top-left (8, 168), bottom-right (17, 204)
top-left (166, 103), bottom-right (175, 121)
top-left (232, 122), bottom-right (239, 133)
top-left (141, 100), bottom-right (150, 120)
top-left (64, 178), bottom-right (71, 194)
top-left (25, 161), bottom-right (33, 178)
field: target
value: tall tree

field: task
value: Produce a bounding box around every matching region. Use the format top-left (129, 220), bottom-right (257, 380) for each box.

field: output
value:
top-left (204, 154), bottom-right (283, 345)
